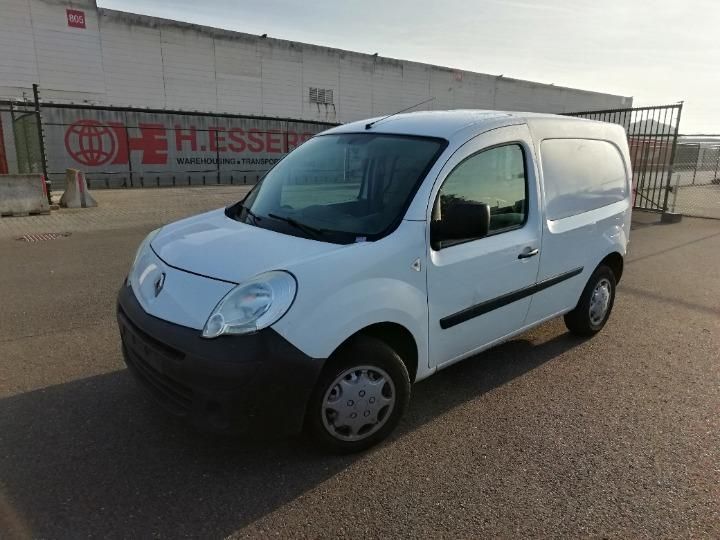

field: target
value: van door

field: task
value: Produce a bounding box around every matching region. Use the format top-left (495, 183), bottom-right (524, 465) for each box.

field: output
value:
top-left (426, 124), bottom-right (541, 368)
top-left (524, 137), bottom-right (630, 325)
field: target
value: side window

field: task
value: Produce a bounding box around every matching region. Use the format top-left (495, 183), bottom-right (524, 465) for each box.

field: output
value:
top-left (434, 144), bottom-right (527, 247)
top-left (540, 139), bottom-right (627, 220)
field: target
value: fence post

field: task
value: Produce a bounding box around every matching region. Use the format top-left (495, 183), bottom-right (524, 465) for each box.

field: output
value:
top-left (215, 129), bottom-right (220, 184)
top-left (8, 101), bottom-right (17, 168)
top-left (661, 102), bottom-right (683, 213)
top-left (286, 120), bottom-right (290, 153)
top-left (0, 111), bottom-right (7, 174)
top-left (125, 125), bottom-right (133, 188)
top-left (32, 84), bottom-right (51, 205)
top-left (672, 173), bottom-right (680, 212)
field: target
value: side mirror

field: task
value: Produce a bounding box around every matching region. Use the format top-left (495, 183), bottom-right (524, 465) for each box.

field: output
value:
top-left (431, 201), bottom-right (490, 248)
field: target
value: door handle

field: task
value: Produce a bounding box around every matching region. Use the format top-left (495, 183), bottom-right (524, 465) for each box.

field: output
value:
top-left (518, 248), bottom-right (539, 259)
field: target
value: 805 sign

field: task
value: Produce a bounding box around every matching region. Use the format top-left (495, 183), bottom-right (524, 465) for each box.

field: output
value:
top-left (66, 9), bottom-right (86, 29)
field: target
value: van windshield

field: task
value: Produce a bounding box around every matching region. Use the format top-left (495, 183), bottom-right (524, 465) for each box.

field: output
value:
top-left (229, 133), bottom-right (446, 243)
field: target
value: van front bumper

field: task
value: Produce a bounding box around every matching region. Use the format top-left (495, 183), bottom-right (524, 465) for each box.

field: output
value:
top-left (116, 283), bottom-right (325, 435)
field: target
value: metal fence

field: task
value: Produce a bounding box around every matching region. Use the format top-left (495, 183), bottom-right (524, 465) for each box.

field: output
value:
top-left (0, 85), bottom-right (52, 203)
top-left (1, 88), bottom-right (47, 177)
top-left (42, 104), bottom-right (337, 190)
top-left (667, 135), bottom-right (720, 218)
top-left (566, 104), bottom-right (683, 214)
top-left (1, 91), bottom-right (337, 191)
top-left (4, 93), bottom-right (718, 219)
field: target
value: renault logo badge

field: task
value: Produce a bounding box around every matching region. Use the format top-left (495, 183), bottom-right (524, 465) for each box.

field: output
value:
top-left (153, 272), bottom-right (166, 297)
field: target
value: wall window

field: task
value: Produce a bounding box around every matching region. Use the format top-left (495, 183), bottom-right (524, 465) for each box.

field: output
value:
top-left (434, 144), bottom-right (527, 246)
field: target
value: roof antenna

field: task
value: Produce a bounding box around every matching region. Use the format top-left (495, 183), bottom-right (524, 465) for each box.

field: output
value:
top-left (365, 97), bottom-right (435, 130)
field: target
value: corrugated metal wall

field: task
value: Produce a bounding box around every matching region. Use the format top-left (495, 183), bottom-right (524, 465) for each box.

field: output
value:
top-left (0, 0), bottom-right (632, 128)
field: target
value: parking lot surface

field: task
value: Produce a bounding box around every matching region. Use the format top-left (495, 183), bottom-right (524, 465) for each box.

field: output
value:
top-left (1, 190), bottom-right (718, 538)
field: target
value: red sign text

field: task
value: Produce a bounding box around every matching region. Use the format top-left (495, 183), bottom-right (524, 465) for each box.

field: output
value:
top-left (66, 9), bottom-right (86, 29)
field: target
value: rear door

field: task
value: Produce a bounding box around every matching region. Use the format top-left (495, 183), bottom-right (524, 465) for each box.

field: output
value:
top-left (426, 124), bottom-right (542, 368)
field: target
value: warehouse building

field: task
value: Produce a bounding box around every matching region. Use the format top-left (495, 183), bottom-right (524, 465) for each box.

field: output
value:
top-left (0, 0), bottom-right (632, 184)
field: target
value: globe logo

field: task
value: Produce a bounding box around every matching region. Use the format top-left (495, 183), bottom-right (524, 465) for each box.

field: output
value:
top-left (64, 120), bottom-right (118, 167)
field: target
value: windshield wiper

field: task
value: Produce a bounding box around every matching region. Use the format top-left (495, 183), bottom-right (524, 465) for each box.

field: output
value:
top-left (268, 213), bottom-right (325, 239)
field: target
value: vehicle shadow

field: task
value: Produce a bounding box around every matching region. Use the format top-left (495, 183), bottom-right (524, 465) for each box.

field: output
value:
top-left (0, 328), bottom-right (583, 538)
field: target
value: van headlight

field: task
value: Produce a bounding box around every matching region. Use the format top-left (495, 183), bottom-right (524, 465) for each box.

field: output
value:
top-left (128, 228), bottom-right (161, 284)
top-left (202, 271), bottom-right (297, 338)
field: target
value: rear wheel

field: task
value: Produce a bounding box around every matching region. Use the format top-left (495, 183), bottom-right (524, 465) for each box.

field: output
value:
top-left (564, 265), bottom-right (617, 337)
top-left (306, 336), bottom-right (411, 453)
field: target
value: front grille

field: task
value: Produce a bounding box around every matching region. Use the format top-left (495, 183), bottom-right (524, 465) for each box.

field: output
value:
top-left (119, 305), bottom-right (185, 362)
top-left (119, 311), bottom-right (193, 415)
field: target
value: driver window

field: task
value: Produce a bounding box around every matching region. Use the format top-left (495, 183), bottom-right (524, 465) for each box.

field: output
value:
top-left (435, 144), bottom-right (527, 235)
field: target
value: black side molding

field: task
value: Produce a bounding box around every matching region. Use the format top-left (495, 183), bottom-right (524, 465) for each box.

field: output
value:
top-left (439, 266), bottom-right (584, 330)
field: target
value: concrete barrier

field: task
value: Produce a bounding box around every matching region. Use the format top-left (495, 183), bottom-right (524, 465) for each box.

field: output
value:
top-left (0, 174), bottom-right (50, 217)
top-left (60, 169), bottom-right (97, 209)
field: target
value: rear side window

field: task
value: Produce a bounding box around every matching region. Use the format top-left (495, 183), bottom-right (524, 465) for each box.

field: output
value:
top-left (540, 139), bottom-right (627, 220)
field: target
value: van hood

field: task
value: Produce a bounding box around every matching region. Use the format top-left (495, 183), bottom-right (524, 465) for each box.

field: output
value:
top-left (150, 208), bottom-right (347, 283)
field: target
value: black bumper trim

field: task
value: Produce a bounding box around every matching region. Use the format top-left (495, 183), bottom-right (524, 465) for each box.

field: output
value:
top-left (117, 283), bottom-right (325, 434)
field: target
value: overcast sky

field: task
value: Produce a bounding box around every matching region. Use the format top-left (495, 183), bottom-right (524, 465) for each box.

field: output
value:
top-left (98, 0), bottom-right (719, 133)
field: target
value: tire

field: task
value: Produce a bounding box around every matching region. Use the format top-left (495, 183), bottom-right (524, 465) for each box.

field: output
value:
top-left (306, 336), bottom-right (411, 454)
top-left (564, 265), bottom-right (617, 337)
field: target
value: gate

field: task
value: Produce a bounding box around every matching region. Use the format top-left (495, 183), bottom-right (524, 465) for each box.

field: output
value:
top-left (1, 85), bottom-right (51, 203)
top-left (566, 104), bottom-right (683, 213)
top-left (3, 103), bottom-right (43, 176)
top-left (670, 135), bottom-right (720, 219)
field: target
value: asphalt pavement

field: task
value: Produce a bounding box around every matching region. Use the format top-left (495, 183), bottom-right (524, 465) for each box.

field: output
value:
top-left (0, 196), bottom-right (718, 539)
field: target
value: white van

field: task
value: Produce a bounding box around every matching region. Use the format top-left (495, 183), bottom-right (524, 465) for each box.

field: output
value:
top-left (117, 110), bottom-right (631, 452)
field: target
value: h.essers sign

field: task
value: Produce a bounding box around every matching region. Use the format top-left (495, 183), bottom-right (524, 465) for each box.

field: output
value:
top-left (44, 107), bottom-right (332, 184)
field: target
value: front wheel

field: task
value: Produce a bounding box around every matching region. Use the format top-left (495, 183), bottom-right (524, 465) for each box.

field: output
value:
top-left (564, 265), bottom-right (617, 337)
top-left (306, 336), bottom-right (411, 453)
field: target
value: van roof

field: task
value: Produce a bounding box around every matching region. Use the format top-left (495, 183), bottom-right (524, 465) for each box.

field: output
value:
top-left (322, 109), bottom-right (597, 140)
